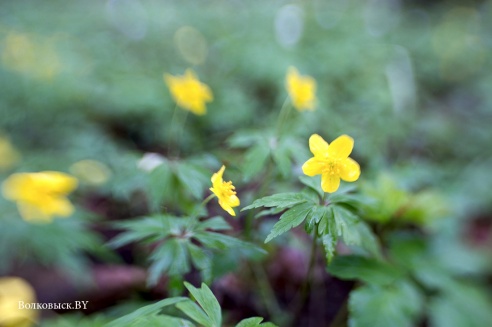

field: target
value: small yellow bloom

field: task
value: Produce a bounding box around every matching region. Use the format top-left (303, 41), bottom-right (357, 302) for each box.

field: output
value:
top-left (302, 134), bottom-right (360, 193)
top-left (210, 165), bottom-right (240, 216)
top-left (2, 171), bottom-right (78, 223)
top-left (286, 66), bottom-right (317, 111)
top-left (164, 69), bottom-right (213, 115)
top-left (0, 277), bottom-right (37, 327)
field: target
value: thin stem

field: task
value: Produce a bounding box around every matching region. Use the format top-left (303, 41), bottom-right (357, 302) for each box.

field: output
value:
top-left (201, 193), bottom-right (216, 207)
top-left (275, 97), bottom-right (292, 136)
top-left (167, 104), bottom-right (179, 157)
top-left (250, 262), bottom-right (289, 326)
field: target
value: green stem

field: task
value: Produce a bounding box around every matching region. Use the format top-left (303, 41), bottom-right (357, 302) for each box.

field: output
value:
top-left (201, 193), bottom-right (216, 207)
top-left (275, 97), bottom-right (292, 136)
top-left (167, 104), bottom-right (179, 157)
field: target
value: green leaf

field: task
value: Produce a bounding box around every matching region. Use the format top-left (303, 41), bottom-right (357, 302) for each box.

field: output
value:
top-left (332, 205), bottom-right (361, 245)
top-left (328, 255), bottom-right (402, 286)
top-left (298, 175), bottom-right (323, 198)
top-left (236, 317), bottom-right (278, 327)
top-left (355, 222), bottom-right (382, 259)
top-left (349, 282), bottom-right (423, 327)
top-left (176, 162), bottom-right (208, 200)
top-left (188, 243), bottom-right (213, 284)
top-left (272, 144), bottom-right (291, 178)
top-left (197, 216), bottom-right (232, 231)
top-left (429, 281), bottom-right (492, 327)
top-left (304, 205), bottom-right (325, 234)
top-left (265, 202), bottom-right (314, 243)
top-left (105, 297), bottom-right (187, 327)
top-left (176, 299), bottom-right (212, 327)
top-left (242, 193), bottom-right (309, 211)
top-left (184, 282), bottom-right (222, 327)
top-left (317, 206), bottom-right (335, 236)
top-left (147, 163), bottom-right (173, 212)
top-left (107, 216), bottom-right (169, 248)
top-left (148, 239), bottom-right (190, 285)
top-left (242, 142), bottom-right (271, 181)
top-left (195, 232), bottom-right (267, 255)
top-left (322, 233), bottom-right (337, 263)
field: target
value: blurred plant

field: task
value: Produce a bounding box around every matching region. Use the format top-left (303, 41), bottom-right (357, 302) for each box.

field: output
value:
top-left (0, 136), bottom-right (20, 172)
top-left (2, 171), bottom-right (78, 223)
top-left (106, 282), bottom-right (277, 327)
top-left (164, 69), bottom-right (213, 116)
top-left (69, 160), bottom-right (112, 186)
top-left (0, 277), bottom-right (37, 327)
top-left (328, 233), bottom-right (492, 327)
top-left (110, 166), bottom-right (264, 289)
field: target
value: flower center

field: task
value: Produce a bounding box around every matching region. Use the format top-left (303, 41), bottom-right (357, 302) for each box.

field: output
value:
top-left (220, 181), bottom-right (236, 198)
top-left (321, 158), bottom-right (341, 176)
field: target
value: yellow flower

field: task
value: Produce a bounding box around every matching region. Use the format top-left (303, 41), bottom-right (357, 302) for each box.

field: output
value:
top-left (210, 165), bottom-right (240, 216)
top-left (2, 171), bottom-right (78, 223)
top-left (286, 66), bottom-right (317, 111)
top-left (164, 69), bottom-right (213, 115)
top-left (0, 277), bottom-right (37, 327)
top-left (302, 134), bottom-right (360, 193)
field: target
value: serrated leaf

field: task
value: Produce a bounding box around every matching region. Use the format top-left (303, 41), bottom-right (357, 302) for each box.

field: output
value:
top-left (322, 233), bottom-right (337, 263)
top-left (176, 299), bottom-right (212, 327)
top-left (148, 239), bottom-right (190, 285)
top-left (105, 297), bottom-right (187, 327)
top-left (328, 255), bottom-right (402, 285)
top-left (304, 205), bottom-right (325, 234)
top-left (242, 142), bottom-right (271, 181)
top-left (332, 205), bottom-right (361, 245)
top-left (265, 202), bottom-right (314, 243)
top-left (236, 317), bottom-right (278, 327)
top-left (349, 281), bottom-right (423, 327)
top-left (183, 282), bottom-right (222, 327)
top-left (242, 193), bottom-right (309, 211)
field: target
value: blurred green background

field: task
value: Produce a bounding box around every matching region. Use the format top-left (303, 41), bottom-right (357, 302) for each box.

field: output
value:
top-left (1, 0), bottom-right (491, 325)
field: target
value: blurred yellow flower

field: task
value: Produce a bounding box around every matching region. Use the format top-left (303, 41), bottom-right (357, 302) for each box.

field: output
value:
top-left (164, 69), bottom-right (213, 115)
top-left (2, 171), bottom-right (78, 223)
top-left (210, 165), bottom-right (240, 216)
top-left (302, 134), bottom-right (360, 193)
top-left (0, 136), bottom-right (21, 171)
top-left (0, 277), bottom-right (37, 327)
top-left (286, 67), bottom-right (317, 111)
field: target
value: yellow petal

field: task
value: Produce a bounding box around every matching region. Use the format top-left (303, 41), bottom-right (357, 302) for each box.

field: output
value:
top-left (302, 157), bottom-right (323, 176)
top-left (17, 203), bottom-right (52, 223)
top-left (321, 173), bottom-right (340, 193)
top-left (211, 165), bottom-right (225, 185)
top-left (327, 135), bottom-right (354, 160)
top-left (340, 158), bottom-right (360, 182)
top-left (309, 134), bottom-right (329, 157)
top-left (2, 174), bottom-right (32, 200)
top-left (219, 200), bottom-right (236, 216)
top-left (37, 171), bottom-right (78, 194)
top-left (228, 194), bottom-right (240, 207)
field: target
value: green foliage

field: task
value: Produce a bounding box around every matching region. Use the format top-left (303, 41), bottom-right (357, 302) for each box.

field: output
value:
top-left (109, 215), bottom-right (265, 285)
top-left (236, 317), bottom-right (278, 327)
top-left (349, 282), bottom-right (423, 327)
top-left (105, 282), bottom-right (276, 327)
